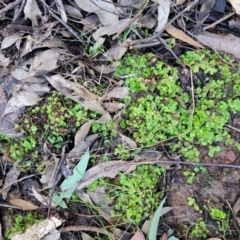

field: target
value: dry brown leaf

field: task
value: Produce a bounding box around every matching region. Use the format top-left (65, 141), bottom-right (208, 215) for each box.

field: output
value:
top-left (45, 75), bottom-right (111, 121)
top-left (67, 134), bottom-right (100, 163)
top-left (74, 120), bottom-right (93, 145)
top-left (166, 24), bottom-right (204, 48)
top-left (106, 87), bottom-right (129, 99)
top-left (76, 159), bottom-right (169, 191)
top-left (80, 14), bottom-right (100, 32)
top-left (93, 62), bottom-right (120, 74)
top-left (119, 133), bottom-right (137, 149)
top-left (11, 217), bottom-right (63, 240)
top-left (228, 0), bottom-right (240, 14)
top-left (28, 50), bottom-right (59, 77)
top-left (153, 0), bottom-right (171, 32)
top-left (160, 233), bottom-right (168, 240)
top-left (20, 39), bottom-right (65, 57)
top-left (64, 4), bottom-right (83, 19)
top-left (130, 229), bottom-right (145, 240)
top-left (24, 0), bottom-right (42, 27)
top-left (1, 32), bottom-right (22, 50)
top-left (9, 199), bottom-right (39, 210)
top-left (87, 186), bottom-right (114, 216)
top-left (138, 15), bottom-right (157, 29)
top-left (74, 0), bottom-right (119, 26)
top-left (103, 102), bottom-right (125, 112)
top-left (81, 232), bottom-right (94, 240)
top-left (197, 31), bottom-right (240, 58)
top-left (1, 166), bottom-right (20, 200)
top-left (93, 18), bottom-right (136, 40)
top-left (104, 38), bottom-right (130, 60)
top-left (0, 53), bottom-right (10, 67)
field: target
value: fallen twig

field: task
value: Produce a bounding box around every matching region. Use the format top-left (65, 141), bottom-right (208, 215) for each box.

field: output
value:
top-left (0, 0), bottom-right (22, 15)
top-left (129, 0), bottom-right (199, 46)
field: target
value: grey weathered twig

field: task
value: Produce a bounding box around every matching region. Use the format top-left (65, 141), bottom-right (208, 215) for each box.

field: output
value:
top-left (0, 0), bottom-right (22, 15)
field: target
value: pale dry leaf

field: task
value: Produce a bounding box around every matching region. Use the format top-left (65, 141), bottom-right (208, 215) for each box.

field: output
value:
top-left (10, 67), bottom-right (28, 80)
top-left (74, 0), bottom-right (119, 26)
top-left (1, 32), bottom-right (22, 50)
top-left (11, 217), bottom-right (63, 240)
top-left (67, 134), bottom-right (99, 163)
top-left (153, 0), bottom-right (171, 32)
top-left (9, 199), bottom-right (39, 210)
top-left (45, 75), bottom-right (111, 121)
top-left (228, 0), bottom-right (240, 14)
top-left (32, 187), bottom-right (50, 206)
top-left (175, 0), bottom-right (186, 5)
top-left (93, 37), bottom-right (105, 51)
top-left (166, 24), bottom-right (204, 48)
top-left (93, 18), bottom-right (136, 40)
top-left (119, 133), bottom-right (137, 149)
top-left (196, 31), bottom-right (240, 58)
top-left (87, 186), bottom-right (114, 216)
top-left (103, 102), bottom-right (125, 112)
top-left (24, 0), bottom-right (42, 27)
top-left (81, 232), bottom-right (94, 240)
top-left (0, 53), bottom-right (10, 67)
top-left (74, 120), bottom-right (93, 145)
top-left (138, 15), bottom-right (157, 29)
top-left (76, 160), bottom-right (169, 191)
top-left (80, 14), bottom-right (100, 32)
top-left (21, 39), bottom-right (65, 57)
top-left (118, 0), bottom-right (143, 14)
top-left (28, 50), bottom-right (59, 77)
top-left (93, 61), bottom-right (120, 74)
top-left (64, 4), bottom-right (83, 19)
top-left (1, 166), bottom-right (20, 200)
top-left (43, 229), bottom-right (61, 240)
top-left (160, 233), bottom-right (168, 240)
top-left (233, 197), bottom-right (240, 226)
top-left (104, 38), bottom-right (130, 60)
top-left (106, 87), bottom-right (129, 99)
top-left (76, 189), bottom-right (93, 205)
top-left (40, 161), bottom-right (56, 188)
top-left (130, 229), bottom-right (145, 240)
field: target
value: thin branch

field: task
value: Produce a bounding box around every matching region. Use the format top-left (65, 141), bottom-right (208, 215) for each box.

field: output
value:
top-left (0, 0), bottom-right (22, 15)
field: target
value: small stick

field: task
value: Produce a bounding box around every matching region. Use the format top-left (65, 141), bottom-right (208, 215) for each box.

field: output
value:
top-left (40, 0), bottom-right (84, 43)
top-left (112, 0), bottom-right (149, 40)
top-left (158, 36), bottom-right (185, 68)
top-left (0, 0), bottom-right (22, 15)
top-left (203, 12), bottom-right (235, 31)
top-left (130, 0), bottom-right (199, 46)
top-left (129, 40), bottom-right (162, 49)
top-left (0, 174), bottom-right (35, 194)
top-left (12, 0), bottom-right (26, 23)
top-left (55, 0), bottom-right (67, 23)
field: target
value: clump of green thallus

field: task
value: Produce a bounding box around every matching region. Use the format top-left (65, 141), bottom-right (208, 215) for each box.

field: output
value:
top-left (6, 210), bottom-right (44, 239)
top-left (0, 93), bottom-right (92, 167)
top-left (89, 164), bottom-right (165, 225)
top-left (115, 50), bottom-right (240, 162)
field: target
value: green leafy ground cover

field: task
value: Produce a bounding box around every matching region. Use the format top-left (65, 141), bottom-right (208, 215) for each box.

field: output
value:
top-left (115, 50), bottom-right (240, 162)
top-left (1, 49), bottom-right (240, 239)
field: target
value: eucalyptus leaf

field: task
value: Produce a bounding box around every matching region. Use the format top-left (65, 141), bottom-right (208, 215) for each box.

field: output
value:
top-left (53, 149), bottom-right (90, 207)
top-left (148, 196), bottom-right (167, 240)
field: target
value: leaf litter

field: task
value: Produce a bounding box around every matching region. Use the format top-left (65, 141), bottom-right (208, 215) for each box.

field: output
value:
top-left (1, 0), bottom-right (240, 239)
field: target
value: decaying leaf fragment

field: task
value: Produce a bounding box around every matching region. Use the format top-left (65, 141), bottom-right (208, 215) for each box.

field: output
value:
top-left (11, 217), bottom-right (63, 240)
top-left (166, 24), bottom-right (204, 48)
top-left (24, 0), bottom-right (42, 27)
top-left (196, 31), bottom-right (240, 58)
top-left (76, 159), bottom-right (170, 191)
top-left (153, 0), bottom-right (171, 33)
top-left (74, 0), bottom-right (119, 26)
top-left (45, 74), bottom-right (111, 122)
top-left (233, 197), bottom-right (240, 226)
